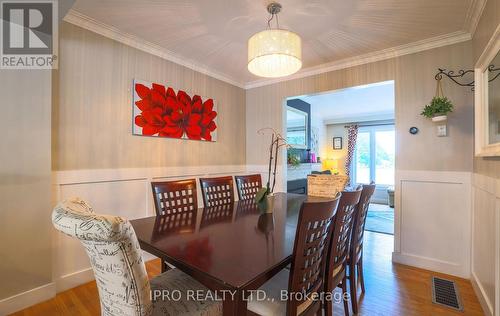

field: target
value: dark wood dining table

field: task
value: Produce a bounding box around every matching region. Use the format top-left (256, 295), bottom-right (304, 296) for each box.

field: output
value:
top-left (130, 192), bottom-right (308, 316)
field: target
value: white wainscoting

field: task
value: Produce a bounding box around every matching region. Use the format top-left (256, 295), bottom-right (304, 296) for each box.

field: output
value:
top-left (471, 173), bottom-right (499, 316)
top-left (52, 165), bottom-right (248, 293)
top-left (392, 170), bottom-right (472, 278)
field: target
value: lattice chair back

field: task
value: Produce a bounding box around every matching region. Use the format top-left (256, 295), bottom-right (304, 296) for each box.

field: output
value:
top-left (287, 195), bottom-right (341, 315)
top-left (235, 174), bottom-right (263, 201)
top-left (326, 189), bottom-right (362, 280)
top-left (350, 183), bottom-right (376, 262)
top-left (52, 198), bottom-right (152, 316)
top-left (151, 179), bottom-right (198, 216)
top-left (199, 176), bottom-right (235, 207)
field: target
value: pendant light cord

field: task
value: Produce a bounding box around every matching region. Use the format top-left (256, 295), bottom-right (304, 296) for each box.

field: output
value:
top-left (267, 12), bottom-right (280, 29)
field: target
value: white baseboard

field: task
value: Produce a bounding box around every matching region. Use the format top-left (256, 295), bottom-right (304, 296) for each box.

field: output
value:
top-left (0, 252), bottom-right (161, 314)
top-left (55, 268), bottom-right (94, 293)
top-left (392, 252), bottom-right (467, 278)
top-left (54, 251), bottom-right (157, 293)
top-left (471, 271), bottom-right (494, 316)
top-left (0, 283), bottom-right (55, 315)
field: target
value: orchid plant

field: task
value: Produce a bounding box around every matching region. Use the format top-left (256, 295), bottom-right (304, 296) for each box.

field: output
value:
top-left (255, 128), bottom-right (290, 205)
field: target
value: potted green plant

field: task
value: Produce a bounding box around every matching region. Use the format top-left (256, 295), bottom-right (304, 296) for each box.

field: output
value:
top-left (421, 96), bottom-right (454, 122)
top-left (287, 149), bottom-right (301, 167)
top-left (255, 128), bottom-right (289, 213)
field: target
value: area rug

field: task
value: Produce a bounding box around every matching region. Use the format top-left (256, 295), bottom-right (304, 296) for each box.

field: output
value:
top-left (365, 204), bottom-right (394, 235)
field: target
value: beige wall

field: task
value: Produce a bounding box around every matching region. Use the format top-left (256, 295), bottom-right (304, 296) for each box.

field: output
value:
top-left (325, 124), bottom-right (348, 175)
top-left (0, 70), bottom-right (52, 300)
top-left (247, 41), bottom-right (474, 173)
top-left (54, 23), bottom-right (246, 171)
top-left (473, 0), bottom-right (500, 178)
top-left (0, 0), bottom-right (76, 303)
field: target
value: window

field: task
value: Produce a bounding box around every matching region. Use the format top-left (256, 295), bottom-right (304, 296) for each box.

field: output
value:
top-left (354, 125), bottom-right (395, 185)
top-left (355, 132), bottom-right (371, 184)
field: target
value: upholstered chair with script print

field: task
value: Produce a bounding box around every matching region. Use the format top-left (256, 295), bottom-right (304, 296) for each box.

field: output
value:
top-left (52, 197), bottom-right (222, 316)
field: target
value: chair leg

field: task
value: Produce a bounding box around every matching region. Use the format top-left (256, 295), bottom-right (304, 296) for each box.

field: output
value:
top-left (341, 277), bottom-right (349, 316)
top-left (325, 293), bottom-right (333, 316)
top-left (349, 264), bottom-right (358, 314)
top-left (316, 302), bottom-right (323, 316)
top-left (358, 256), bottom-right (365, 294)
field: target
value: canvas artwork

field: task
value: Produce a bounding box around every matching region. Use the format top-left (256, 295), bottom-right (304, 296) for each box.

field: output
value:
top-left (133, 80), bottom-right (218, 141)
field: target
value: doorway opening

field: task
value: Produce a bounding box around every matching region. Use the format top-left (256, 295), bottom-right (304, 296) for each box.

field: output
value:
top-left (285, 80), bottom-right (395, 235)
top-left (353, 124), bottom-right (395, 234)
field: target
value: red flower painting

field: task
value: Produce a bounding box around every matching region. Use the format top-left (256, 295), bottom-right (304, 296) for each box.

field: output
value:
top-left (133, 80), bottom-right (217, 141)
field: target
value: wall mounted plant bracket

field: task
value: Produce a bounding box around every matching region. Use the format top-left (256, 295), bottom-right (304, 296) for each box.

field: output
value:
top-left (434, 65), bottom-right (499, 91)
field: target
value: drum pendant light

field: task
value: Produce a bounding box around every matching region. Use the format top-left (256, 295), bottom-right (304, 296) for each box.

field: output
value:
top-left (248, 3), bottom-right (302, 78)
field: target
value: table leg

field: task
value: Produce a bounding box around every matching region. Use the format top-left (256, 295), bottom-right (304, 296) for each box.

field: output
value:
top-left (222, 289), bottom-right (247, 316)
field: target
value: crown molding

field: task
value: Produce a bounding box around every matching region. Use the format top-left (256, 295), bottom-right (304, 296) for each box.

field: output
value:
top-left (463, 0), bottom-right (487, 36)
top-left (63, 10), bottom-right (246, 89)
top-left (64, 9), bottom-right (476, 91)
top-left (244, 30), bottom-right (472, 89)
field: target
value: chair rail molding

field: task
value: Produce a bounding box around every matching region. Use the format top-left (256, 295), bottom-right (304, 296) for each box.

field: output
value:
top-left (392, 170), bottom-right (472, 278)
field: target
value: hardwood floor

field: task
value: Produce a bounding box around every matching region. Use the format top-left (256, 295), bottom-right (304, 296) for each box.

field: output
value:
top-left (10, 232), bottom-right (483, 316)
top-left (345, 232), bottom-right (483, 316)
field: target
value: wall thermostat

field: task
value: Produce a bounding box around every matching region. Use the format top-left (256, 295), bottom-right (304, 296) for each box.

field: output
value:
top-left (437, 124), bottom-right (447, 137)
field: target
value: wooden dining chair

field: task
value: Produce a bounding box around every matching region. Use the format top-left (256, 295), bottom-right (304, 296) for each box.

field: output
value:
top-left (199, 176), bottom-right (235, 207)
top-left (247, 195), bottom-right (341, 316)
top-left (234, 174), bottom-right (262, 201)
top-left (151, 179), bottom-right (198, 216)
top-left (52, 197), bottom-right (222, 316)
top-left (348, 183), bottom-right (376, 314)
top-left (324, 189), bottom-right (362, 316)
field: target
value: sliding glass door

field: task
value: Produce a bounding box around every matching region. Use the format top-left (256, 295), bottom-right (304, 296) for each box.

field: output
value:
top-left (354, 125), bottom-right (395, 186)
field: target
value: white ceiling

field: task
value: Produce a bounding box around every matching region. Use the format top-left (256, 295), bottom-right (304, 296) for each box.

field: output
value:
top-left (297, 81), bottom-right (395, 124)
top-left (70, 0), bottom-right (480, 87)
